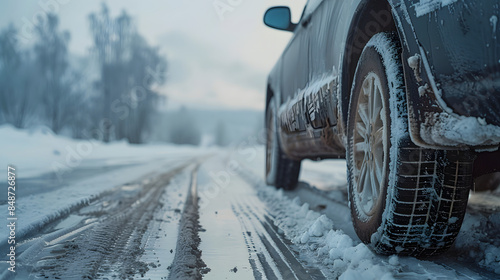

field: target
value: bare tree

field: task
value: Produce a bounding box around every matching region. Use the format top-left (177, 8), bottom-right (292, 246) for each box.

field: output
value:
top-left (0, 25), bottom-right (40, 128)
top-left (124, 34), bottom-right (166, 143)
top-left (34, 14), bottom-right (72, 133)
top-left (89, 5), bottom-right (133, 142)
top-left (89, 4), bottom-right (166, 143)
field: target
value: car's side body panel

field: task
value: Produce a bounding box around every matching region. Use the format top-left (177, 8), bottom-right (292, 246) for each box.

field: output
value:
top-left (264, 0), bottom-right (500, 255)
top-left (272, 0), bottom-right (365, 160)
top-left (267, 0), bottom-right (500, 160)
top-left (271, 0), bottom-right (394, 160)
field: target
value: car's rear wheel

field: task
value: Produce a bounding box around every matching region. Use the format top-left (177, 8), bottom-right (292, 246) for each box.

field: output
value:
top-left (347, 32), bottom-right (475, 256)
top-left (474, 172), bottom-right (500, 192)
top-left (266, 97), bottom-right (301, 190)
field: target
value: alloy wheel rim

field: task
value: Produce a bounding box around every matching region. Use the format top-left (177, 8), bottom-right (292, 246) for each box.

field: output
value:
top-left (352, 72), bottom-right (388, 220)
top-left (266, 112), bottom-right (274, 176)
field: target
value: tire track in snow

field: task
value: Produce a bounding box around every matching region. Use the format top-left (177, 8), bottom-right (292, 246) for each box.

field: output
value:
top-left (232, 198), bottom-right (327, 280)
top-left (232, 201), bottom-right (284, 280)
top-left (0, 161), bottom-right (197, 280)
top-left (0, 157), bottom-right (199, 254)
top-left (168, 165), bottom-right (210, 280)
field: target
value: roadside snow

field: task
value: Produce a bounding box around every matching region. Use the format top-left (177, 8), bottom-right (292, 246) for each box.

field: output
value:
top-left (1, 125), bottom-right (82, 178)
top-left (300, 159), bottom-right (347, 191)
top-left (0, 124), bottom-right (202, 178)
top-left (0, 125), bottom-right (204, 247)
top-left (234, 146), bottom-right (490, 279)
top-left (455, 211), bottom-right (500, 273)
top-left (232, 147), bottom-right (395, 278)
top-left (257, 186), bottom-right (395, 280)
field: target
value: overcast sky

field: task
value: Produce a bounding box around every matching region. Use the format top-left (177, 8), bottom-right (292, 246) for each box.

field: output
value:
top-left (0, 0), bottom-right (308, 111)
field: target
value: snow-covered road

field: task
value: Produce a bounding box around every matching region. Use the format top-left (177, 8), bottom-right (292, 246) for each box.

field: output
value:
top-left (1, 127), bottom-right (500, 279)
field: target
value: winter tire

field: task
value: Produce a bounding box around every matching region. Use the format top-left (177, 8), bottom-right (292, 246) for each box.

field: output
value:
top-left (347, 33), bottom-right (475, 256)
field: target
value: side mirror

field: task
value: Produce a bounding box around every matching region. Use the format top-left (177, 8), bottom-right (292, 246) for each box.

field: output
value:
top-left (263, 6), bottom-right (296, 32)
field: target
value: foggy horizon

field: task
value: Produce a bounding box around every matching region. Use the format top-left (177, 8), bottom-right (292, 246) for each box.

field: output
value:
top-left (0, 0), bottom-right (307, 111)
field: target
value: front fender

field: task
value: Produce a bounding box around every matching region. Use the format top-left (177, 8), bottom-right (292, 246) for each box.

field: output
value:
top-left (391, 0), bottom-right (500, 148)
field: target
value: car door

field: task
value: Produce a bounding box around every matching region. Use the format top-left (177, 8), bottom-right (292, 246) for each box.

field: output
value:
top-left (304, 0), bottom-right (343, 130)
top-left (278, 4), bottom-right (310, 134)
top-left (279, 0), bottom-right (348, 158)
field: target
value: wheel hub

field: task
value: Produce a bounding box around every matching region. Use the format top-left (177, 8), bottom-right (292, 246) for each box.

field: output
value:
top-left (352, 72), bottom-right (388, 220)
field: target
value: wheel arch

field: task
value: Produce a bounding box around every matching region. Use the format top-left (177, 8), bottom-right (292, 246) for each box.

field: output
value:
top-left (265, 83), bottom-right (274, 127)
top-left (266, 84), bottom-right (274, 109)
top-left (340, 0), bottom-right (401, 135)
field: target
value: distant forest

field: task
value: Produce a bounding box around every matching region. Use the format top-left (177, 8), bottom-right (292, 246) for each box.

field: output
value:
top-left (0, 4), bottom-right (167, 144)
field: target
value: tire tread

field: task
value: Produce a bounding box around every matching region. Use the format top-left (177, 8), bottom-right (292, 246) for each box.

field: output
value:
top-left (375, 145), bottom-right (474, 256)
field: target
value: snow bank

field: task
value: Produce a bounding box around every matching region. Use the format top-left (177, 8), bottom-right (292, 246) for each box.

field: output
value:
top-left (235, 146), bottom-right (494, 278)
top-left (455, 211), bottom-right (500, 273)
top-left (257, 187), bottom-right (395, 280)
top-left (1, 125), bottom-right (80, 177)
top-left (0, 124), bottom-right (201, 178)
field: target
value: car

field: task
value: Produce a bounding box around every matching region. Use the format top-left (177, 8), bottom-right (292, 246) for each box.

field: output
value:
top-left (263, 0), bottom-right (500, 257)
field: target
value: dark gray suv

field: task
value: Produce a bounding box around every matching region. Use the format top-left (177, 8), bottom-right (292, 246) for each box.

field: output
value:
top-left (264, 0), bottom-right (500, 256)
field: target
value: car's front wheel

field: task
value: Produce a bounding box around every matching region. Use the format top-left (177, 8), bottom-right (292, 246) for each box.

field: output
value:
top-left (347, 32), bottom-right (475, 256)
